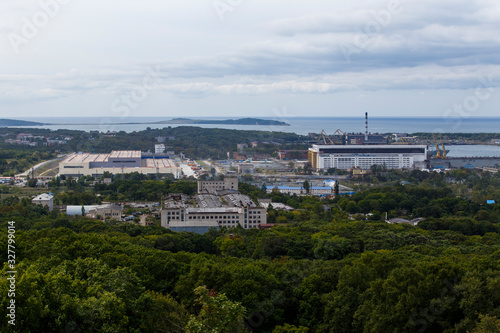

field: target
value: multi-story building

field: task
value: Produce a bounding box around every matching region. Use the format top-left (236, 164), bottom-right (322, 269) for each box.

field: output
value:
top-left (155, 144), bottom-right (166, 153)
top-left (197, 177), bottom-right (238, 194)
top-left (308, 144), bottom-right (428, 170)
top-left (162, 179), bottom-right (266, 233)
top-left (162, 205), bottom-right (266, 232)
top-left (32, 193), bottom-right (54, 211)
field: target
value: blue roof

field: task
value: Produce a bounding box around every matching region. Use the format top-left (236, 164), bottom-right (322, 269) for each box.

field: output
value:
top-left (274, 186), bottom-right (332, 190)
top-left (487, 200), bottom-right (495, 204)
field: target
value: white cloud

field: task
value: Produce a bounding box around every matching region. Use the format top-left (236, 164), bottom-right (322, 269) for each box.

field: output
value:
top-left (1, 0), bottom-right (500, 116)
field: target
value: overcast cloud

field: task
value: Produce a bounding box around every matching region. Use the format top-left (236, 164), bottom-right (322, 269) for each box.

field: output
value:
top-left (1, 0), bottom-right (499, 118)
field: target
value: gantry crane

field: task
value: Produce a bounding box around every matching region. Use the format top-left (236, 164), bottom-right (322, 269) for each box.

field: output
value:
top-left (432, 133), bottom-right (444, 159)
top-left (440, 135), bottom-right (448, 159)
top-left (319, 130), bottom-right (335, 145)
top-left (333, 129), bottom-right (346, 145)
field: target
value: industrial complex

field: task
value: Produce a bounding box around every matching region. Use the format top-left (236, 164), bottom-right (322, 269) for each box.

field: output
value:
top-left (59, 150), bottom-right (181, 178)
top-left (161, 178), bottom-right (267, 233)
top-left (308, 144), bottom-right (428, 170)
top-left (308, 113), bottom-right (428, 170)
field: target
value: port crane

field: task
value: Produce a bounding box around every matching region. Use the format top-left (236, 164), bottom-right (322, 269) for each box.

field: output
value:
top-left (432, 133), bottom-right (446, 159)
top-left (319, 130), bottom-right (335, 145)
top-left (440, 135), bottom-right (448, 159)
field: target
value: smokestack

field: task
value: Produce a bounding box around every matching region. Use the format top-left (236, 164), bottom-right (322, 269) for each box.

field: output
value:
top-left (365, 112), bottom-right (368, 142)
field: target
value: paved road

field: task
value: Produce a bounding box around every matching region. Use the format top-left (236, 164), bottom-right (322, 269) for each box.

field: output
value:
top-left (180, 163), bottom-right (196, 177)
top-left (16, 160), bottom-right (53, 178)
top-left (16, 156), bottom-right (67, 178)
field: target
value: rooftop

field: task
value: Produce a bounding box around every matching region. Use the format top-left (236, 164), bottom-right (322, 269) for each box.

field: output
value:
top-left (33, 193), bottom-right (54, 201)
top-left (109, 150), bottom-right (141, 159)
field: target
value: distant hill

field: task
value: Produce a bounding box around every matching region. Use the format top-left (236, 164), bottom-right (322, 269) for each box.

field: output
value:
top-left (0, 119), bottom-right (45, 127)
top-left (156, 118), bottom-right (290, 126)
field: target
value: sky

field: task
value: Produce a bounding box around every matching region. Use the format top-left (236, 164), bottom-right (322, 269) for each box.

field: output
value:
top-left (1, 0), bottom-right (500, 120)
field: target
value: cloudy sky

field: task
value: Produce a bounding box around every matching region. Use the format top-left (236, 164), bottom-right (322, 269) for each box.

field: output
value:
top-left (1, 0), bottom-right (500, 119)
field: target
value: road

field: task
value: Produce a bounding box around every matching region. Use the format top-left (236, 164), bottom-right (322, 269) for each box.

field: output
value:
top-left (16, 160), bottom-right (54, 178)
top-left (180, 163), bottom-right (196, 177)
top-left (16, 155), bottom-right (67, 178)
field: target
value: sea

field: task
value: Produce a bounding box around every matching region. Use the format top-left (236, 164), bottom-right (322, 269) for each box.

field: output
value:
top-left (10, 116), bottom-right (500, 135)
top-left (7, 116), bottom-right (500, 157)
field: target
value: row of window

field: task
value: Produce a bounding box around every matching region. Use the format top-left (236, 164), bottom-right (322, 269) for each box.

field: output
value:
top-left (187, 215), bottom-right (239, 219)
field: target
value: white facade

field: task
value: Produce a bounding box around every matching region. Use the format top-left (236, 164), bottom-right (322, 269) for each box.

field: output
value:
top-left (155, 144), bottom-right (166, 153)
top-left (309, 145), bottom-right (427, 170)
top-left (32, 193), bottom-right (54, 211)
top-left (161, 206), bottom-right (266, 230)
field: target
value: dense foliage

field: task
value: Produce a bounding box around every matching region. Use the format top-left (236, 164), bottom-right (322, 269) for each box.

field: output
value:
top-left (0, 126), bottom-right (308, 163)
top-left (1, 179), bottom-right (500, 332)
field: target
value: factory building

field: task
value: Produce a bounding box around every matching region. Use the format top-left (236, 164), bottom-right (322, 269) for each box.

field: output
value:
top-left (66, 204), bottom-right (122, 221)
top-left (267, 186), bottom-right (334, 196)
top-left (308, 144), bottom-right (428, 170)
top-left (59, 150), bottom-right (181, 178)
top-left (346, 133), bottom-right (387, 145)
top-left (161, 190), bottom-right (267, 233)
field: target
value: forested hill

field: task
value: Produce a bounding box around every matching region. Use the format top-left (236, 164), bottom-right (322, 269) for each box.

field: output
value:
top-left (0, 119), bottom-right (44, 126)
top-left (1, 176), bottom-right (500, 332)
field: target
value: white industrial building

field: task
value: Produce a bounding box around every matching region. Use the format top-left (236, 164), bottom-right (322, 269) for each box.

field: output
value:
top-left (162, 206), bottom-right (266, 232)
top-left (162, 179), bottom-right (266, 233)
top-left (308, 145), bottom-right (428, 170)
top-left (59, 150), bottom-right (181, 178)
top-left (66, 204), bottom-right (122, 221)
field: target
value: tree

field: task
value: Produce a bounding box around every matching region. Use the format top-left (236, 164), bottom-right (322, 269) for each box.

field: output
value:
top-left (185, 286), bottom-right (246, 333)
top-left (273, 324), bottom-right (309, 333)
top-left (261, 183), bottom-right (267, 194)
top-left (470, 315), bottom-right (500, 333)
top-left (303, 180), bottom-right (310, 194)
top-left (334, 181), bottom-right (339, 197)
top-left (27, 178), bottom-right (37, 187)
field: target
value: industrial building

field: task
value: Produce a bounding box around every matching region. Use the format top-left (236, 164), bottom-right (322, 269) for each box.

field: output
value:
top-left (277, 150), bottom-right (309, 160)
top-left (238, 164), bottom-right (255, 174)
top-left (197, 177), bottom-right (238, 194)
top-left (308, 144), bottom-right (428, 170)
top-left (346, 133), bottom-right (387, 145)
top-left (59, 150), bottom-right (181, 178)
top-left (66, 204), bottom-right (122, 221)
top-left (267, 186), bottom-right (334, 196)
top-left (161, 191), bottom-right (267, 233)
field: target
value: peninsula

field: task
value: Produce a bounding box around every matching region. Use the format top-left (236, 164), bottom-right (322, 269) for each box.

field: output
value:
top-left (154, 117), bottom-right (290, 126)
top-left (0, 119), bottom-right (45, 127)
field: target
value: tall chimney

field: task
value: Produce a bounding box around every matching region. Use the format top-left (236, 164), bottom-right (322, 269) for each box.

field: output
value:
top-left (365, 112), bottom-right (368, 142)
